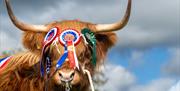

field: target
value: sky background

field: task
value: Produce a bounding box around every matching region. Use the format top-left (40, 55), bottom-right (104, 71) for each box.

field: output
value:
top-left (0, 0), bottom-right (179, 91)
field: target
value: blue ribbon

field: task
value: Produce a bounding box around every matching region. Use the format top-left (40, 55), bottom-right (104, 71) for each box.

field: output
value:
top-left (0, 57), bottom-right (9, 63)
top-left (40, 61), bottom-right (44, 77)
top-left (46, 56), bottom-right (51, 75)
top-left (56, 44), bottom-right (68, 69)
top-left (40, 46), bottom-right (46, 77)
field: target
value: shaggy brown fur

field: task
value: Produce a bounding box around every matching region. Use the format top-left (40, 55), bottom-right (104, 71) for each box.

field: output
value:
top-left (0, 21), bottom-right (117, 91)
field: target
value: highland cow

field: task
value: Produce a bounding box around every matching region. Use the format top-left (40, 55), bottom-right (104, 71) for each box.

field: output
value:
top-left (0, 0), bottom-right (131, 91)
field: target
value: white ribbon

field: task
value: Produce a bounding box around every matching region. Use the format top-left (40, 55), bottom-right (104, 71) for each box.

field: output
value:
top-left (72, 42), bottom-right (80, 70)
top-left (83, 69), bottom-right (95, 91)
top-left (52, 37), bottom-right (61, 55)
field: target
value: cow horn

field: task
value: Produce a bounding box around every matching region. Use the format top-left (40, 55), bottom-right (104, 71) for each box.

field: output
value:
top-left (95, 0), bottom-right (131, 32)
top-left (5, 0), bottom-right (47, 32)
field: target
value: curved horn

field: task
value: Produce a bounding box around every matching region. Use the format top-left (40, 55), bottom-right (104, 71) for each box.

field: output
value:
top-left (95, 0), bottom-right (131, 32)
top-left (5, 0), bottom-right (47, 32)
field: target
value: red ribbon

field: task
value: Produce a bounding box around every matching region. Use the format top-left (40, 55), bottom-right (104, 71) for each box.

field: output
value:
top-left (67, 41), bottom-right (76, 69)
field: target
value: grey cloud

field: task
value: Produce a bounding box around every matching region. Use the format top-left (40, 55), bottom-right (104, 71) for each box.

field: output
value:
top-left (0, 0), bottom-right (130, 53)
top-left (0, 0), bottom-right (179, 51)
top-left (0, 0), bottom-right (130, 23)
top-left (115, 25), bottom-right (179, 50)
top-left (96, 64), bottom-right (177, 91)
top-left (98, 64), bottom-right (136, 91)
top-left (0, 30), bottom-right (22, 53)
top-left (0, 14), bottom-right (22, 53)
top-left (115, 0), bottom-right (179, 49)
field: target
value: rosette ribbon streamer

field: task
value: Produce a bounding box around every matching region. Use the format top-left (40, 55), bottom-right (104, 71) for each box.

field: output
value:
top-left (81, 28), bottom-right (96, 66)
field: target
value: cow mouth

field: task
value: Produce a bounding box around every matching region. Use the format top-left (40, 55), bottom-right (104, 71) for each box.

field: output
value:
top-left (56, 82), bottom-right (79, 91)
top-left (62, 82), bottom-right (72, 91)
top-left (55, 75), bottom-right (77, 91)
top-left (60, 77), bottom-right (73, 91)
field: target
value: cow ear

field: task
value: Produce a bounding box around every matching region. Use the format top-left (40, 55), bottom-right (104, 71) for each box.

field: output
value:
top-left (95, 32), bottom-right (117, 61)
top-left (22, 32), bottom-right (46, 53)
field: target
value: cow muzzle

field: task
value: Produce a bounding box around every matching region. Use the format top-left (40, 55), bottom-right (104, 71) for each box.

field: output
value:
top-left (58, 70), bottom-right (75, 91)
top-left (53, 67), bottom-right (80, 86)
top-left (58, 70), bottom-right (75, 84)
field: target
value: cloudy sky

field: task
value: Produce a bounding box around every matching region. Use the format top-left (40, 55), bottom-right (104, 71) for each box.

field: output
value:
top-left (0, 0), bottom-right (179, 91)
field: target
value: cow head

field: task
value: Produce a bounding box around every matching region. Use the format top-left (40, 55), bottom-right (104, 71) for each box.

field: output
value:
top-left (5, 0), bottom-right (131, 90)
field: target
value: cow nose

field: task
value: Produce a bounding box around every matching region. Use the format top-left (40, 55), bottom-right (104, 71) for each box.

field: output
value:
top-left (59, 71), bottom-right (75, 83)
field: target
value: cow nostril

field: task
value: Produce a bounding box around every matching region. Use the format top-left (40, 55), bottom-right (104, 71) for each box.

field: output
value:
top-left (59, 72), bottom-right (63, 78)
